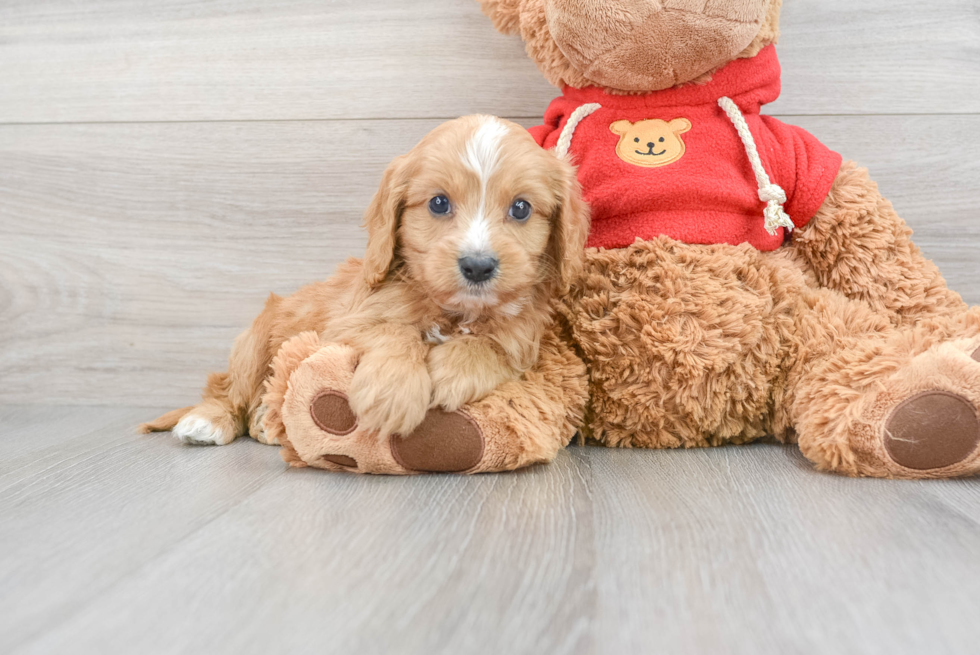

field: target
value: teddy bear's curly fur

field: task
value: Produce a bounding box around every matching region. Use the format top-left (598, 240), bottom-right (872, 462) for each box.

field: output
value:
top-left (265, 0), bottom-right (980, 478)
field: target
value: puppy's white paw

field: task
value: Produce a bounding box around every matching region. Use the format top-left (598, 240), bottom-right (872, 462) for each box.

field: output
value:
top-left (173, 415), bottom-right (234, 446)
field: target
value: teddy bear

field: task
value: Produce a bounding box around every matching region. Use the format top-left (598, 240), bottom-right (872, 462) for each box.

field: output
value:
top-left (265, 0), bottom-right (980, 478)
top-left (472, 0), bottom-right (980, 479)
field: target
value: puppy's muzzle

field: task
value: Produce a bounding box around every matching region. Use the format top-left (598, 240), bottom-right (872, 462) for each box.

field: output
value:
top-left (458, 255), bottom-right (498, 284)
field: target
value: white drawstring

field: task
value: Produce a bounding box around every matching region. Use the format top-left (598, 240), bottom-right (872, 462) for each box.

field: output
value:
top-left (718, 96), bottom-right (794, 236)
top-left (554, 103), bottom-right (602, 159)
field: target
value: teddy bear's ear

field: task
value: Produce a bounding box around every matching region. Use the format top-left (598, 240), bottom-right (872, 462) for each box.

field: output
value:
top-left (477, 0), bottom-right (523, 35)
top-left (609, 120), bottom-right (633, 136)
top-left (668, 118), bottom-right (692, 134)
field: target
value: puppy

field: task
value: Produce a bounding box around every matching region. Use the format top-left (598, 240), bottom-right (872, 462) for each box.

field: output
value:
top-left (141, 115), bottom-right (590, 445)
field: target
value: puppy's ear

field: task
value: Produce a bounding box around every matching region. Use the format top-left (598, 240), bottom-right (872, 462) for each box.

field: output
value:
top-left (362, 155), bottom-right (410, 288)
top-left (547, 157), bottom-right (590, 294)
top-left (478, 0), bottom-right (524, 35)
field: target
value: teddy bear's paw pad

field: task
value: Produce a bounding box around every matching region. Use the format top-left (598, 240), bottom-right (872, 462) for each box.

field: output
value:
top-left (884, 391), bottom-right (980, 470)
top-left (390, 409), bottom-right (484, 473)
top-left (971, 346), bottom-right (980, 363)
top-left (310, 390), bottom-right (358, 436)
top-left (320, 454), bottom-right (358, 468)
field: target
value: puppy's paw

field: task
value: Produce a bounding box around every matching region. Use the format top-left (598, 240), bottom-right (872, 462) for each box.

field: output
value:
top-left (348, 354), bottom-right (431, 438)
top-left (427, 340), bottom-right (510, 412)
top-left (250, 404), bottom-right (278, 445)
top-left (173, 414), bottom-right (235, 446)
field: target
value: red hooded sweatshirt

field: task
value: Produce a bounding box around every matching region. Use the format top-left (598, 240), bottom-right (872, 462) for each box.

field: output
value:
top-left (529, 46), bottom-right (842, 251)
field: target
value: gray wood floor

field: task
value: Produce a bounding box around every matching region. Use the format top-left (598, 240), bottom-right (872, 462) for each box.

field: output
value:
top-left (3, 405), bottom-right (980, 655)
top-left (3, 0), bottom-right (980, 653)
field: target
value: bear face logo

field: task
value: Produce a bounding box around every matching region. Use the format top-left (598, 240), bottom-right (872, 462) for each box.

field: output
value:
top-left (609, 118), bottom-right (692, 168)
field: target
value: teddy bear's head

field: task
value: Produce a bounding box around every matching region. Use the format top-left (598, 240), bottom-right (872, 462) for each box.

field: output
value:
top-left (478, 0), bottom-right (782, 93)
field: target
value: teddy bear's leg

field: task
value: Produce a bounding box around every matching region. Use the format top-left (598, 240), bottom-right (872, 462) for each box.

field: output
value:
top-left (790, 295), bottom-right (980, 478)
top-left (561, 239), bottom-right (980, 472)
top-left (263, 328), bottom-right (588, 474)
top-left (790, 161), bottom-right (967, 326)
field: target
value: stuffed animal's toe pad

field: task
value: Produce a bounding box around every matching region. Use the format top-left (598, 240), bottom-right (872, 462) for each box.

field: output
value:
top-left (884, 391), bottom-right (980, 470)
top-left (971, 346), bottom-right (980, 363)
top-left (310, 390), bottom-right (358, 436)
top-left (390, 409), bottom-right (484, 473)
top-left (308, 391), bottom-right (360, 467)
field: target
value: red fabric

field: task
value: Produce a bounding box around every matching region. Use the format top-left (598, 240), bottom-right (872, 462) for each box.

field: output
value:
top-left (530, 46), bottom-right (843, 250)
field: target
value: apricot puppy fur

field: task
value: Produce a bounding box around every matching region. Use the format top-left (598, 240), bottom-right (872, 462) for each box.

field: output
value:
top-left (141, 115), bottom-right (589, 445)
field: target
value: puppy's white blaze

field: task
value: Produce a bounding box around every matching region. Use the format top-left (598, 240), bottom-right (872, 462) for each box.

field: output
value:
top-left (173, 414), bottom-right (233, 446)
top-left (462, 215), bottom-right (493, 254)
top-left (462, 116), bottom-right (508, 183)
top-left (462, 117), bottom-right (509, 237)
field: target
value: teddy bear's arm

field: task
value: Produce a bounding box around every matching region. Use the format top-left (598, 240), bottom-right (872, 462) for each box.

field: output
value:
top-left (790, 161), bottom-right (966, 326)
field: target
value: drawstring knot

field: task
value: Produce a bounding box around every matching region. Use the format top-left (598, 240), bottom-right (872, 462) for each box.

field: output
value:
top-left (758, 183), bottom-right (786, 206)
top-left (758, 183), bottom-right (793, 235)
top-left (718, 96), bottom-right (794, 236)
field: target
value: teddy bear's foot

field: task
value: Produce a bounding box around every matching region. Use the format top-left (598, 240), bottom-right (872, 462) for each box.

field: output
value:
top-left (266, 331), bottom-right (586, 474)
top-left (274, 344), bottom-right (405, 474)
top-left (883, 391), bottom-right (980, 471)
top-left (275, 341), bottom-right (542, 475)
top-left (879, 339), bottom-right (980, 474)
top-left (306, 388), bottom-right (484, 473)
top-left (262, 322), bottom-right (588, 475)
top-left (797, 336), bottom-right (980, 478)
top-left (308, 390), bottom-right (360, 467)
top-left (389, 409), bottom-right (484, 472)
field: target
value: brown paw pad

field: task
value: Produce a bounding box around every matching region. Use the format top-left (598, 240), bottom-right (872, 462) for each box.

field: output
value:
top-left (972, 346), bottom-right (980, 363)
top-left (884, 391), bottom-right (980, 470)
top-left (310, 390), bottom-right (357, 436)
top-left (390, 409), bottom-right (484, 473)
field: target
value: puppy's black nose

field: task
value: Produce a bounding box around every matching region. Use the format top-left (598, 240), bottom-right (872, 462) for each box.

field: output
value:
top-left (647, 142), bottom-right (655, 148)
top-left (458, 255), bottom-right (498, 283)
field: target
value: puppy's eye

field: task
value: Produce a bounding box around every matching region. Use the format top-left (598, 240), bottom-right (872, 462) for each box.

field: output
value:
top-left (659, 137), bottom-right (665, 143)
top-left (634, 137), bottom-right (640, 143)
top-left (509, 199), bottom-right (532, 222)
top-left (428, 195), bottom-right (451, 216)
